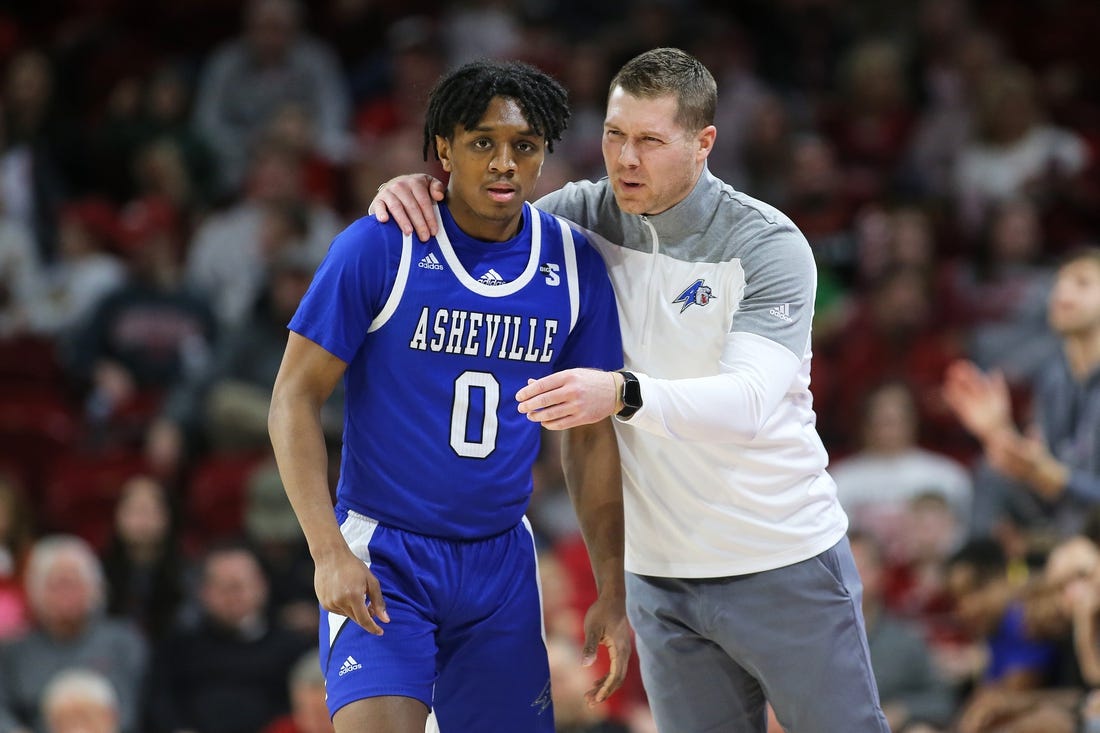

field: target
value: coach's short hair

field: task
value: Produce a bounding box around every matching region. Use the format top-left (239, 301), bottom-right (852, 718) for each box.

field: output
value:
top-left (609, 47), bottom-right (717, 133)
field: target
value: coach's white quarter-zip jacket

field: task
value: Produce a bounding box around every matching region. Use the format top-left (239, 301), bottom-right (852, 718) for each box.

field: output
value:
top-left (537, 167), bottom-right (849, 578)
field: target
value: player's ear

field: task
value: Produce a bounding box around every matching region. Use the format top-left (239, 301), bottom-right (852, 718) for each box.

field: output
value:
top-left (435, 135), bottom-right (453, 172)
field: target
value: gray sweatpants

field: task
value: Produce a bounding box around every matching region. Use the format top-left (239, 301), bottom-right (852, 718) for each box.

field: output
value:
top-left (626, 537), bottom-right (890, 733)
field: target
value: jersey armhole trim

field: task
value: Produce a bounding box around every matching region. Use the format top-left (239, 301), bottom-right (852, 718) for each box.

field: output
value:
top-left (368, 231), bottom-right (412, 332)
top-left (556, 216), bottom-right (580, 333)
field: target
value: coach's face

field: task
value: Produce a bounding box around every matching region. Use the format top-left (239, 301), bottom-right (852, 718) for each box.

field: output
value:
top-left (602, 87), bottom-right (715, 216)
top-left (435, 96), bottom-right (545, 242)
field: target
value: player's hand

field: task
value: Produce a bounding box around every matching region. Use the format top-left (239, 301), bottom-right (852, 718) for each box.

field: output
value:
top-left (516, 369), bottom-right (620, 430)
top-left (314, 545), bottom-right (389, 635)
top-left (369, 173), bottom-right (444, 242)
top-left (580, 593), bottom-right (632, 705)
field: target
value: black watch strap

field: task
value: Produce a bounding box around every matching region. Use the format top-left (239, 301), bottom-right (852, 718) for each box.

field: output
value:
top-left (617, 370), bottom-right (642, 419)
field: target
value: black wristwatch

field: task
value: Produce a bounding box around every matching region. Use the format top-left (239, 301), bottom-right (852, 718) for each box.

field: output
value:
top-left (617, 370), bottom-right (642, 419)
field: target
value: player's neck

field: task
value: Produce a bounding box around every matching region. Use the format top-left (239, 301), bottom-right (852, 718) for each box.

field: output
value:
top-left (444, 200), bottom-right (525, 244)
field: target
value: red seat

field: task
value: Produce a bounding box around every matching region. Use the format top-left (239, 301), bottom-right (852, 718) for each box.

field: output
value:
top-left (0, 457), bottom-right (28, 496)
top-left (97, 389), bottom-right (165, 451)
top-left (41, 450), bottom-right (149, 550)
top-left (184, 452), bottom-right (266, 548)
top-left (0, 389), bottom-right (81, 502)
top-left (0, 335), bottom-right (64, 389)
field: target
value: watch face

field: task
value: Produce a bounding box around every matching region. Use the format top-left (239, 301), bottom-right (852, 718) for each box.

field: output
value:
top-left (621, 372), bottom-right (641, 409)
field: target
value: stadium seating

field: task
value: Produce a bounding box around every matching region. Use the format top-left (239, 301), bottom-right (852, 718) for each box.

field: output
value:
top-left (183, 451), bottom-right (268, 550)
top-left (41, 449), bottom-right (150, 550)
top-left (0, 388), bottom-right (81, 504)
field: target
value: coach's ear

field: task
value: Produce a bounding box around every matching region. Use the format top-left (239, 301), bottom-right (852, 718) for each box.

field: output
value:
top-left (695, 125), bottom-right (716, 163)
top-left (435, 135), bottom-right (453, 173)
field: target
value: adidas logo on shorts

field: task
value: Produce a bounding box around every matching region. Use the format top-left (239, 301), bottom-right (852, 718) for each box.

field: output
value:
top-left (338, 655), bottom-right (363, 676)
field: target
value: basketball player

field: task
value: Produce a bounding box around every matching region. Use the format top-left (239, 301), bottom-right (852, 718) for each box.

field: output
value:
top-left (269, 60), bottom-right (631, 733)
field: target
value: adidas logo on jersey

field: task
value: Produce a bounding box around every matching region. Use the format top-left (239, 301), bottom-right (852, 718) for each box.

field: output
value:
top-left (418, 252), bottom-right (444, 270)
top-left (769, 303), bottom-right (793, 322)
top-left (478, 268), bottom-right (505, 286)
top-left (338, 655), bottom-right (362, 676)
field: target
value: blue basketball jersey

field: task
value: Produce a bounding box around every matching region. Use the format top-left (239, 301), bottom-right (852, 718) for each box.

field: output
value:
top-left (290, 201), bottom-right (623, 539)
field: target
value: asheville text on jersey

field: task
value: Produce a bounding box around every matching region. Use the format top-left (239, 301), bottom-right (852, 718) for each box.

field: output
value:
top-left (408, 306), bottom-right (558, 363)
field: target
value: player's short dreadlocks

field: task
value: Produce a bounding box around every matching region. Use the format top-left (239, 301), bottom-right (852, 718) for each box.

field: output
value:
top-left (422, 59), bottom-right (570, 161)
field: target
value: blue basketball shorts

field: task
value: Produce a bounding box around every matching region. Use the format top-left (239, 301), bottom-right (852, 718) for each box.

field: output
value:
top-left (321, 506), bottom-right (554, 732)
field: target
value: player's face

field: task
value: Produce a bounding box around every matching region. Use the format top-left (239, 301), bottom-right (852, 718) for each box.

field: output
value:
top-left (602, 87), bottom-right (715, 216)
top-left (1049, 257), bottom-right (1100, 336)
top-left (436, 96), bottom-right (545, 242)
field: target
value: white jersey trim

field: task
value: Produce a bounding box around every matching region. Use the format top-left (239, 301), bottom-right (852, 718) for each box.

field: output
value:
top-left (521, 516), bottom-right (548, 643)
top-left (329, 511), bottom-right (380, 648)
top-left (555, 217), bottom-right (580, 333)
top-left (368, 230), bottom-right (412, 332)
top-left (434, 202), bottom-right (542, 297)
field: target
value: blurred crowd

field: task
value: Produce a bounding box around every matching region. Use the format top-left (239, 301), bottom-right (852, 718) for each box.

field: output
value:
top-left (0, 0), bottom-right (1099, 732)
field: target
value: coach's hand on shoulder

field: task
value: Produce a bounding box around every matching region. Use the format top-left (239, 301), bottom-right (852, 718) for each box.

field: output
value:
top-left (369, 173), bottom-right (444, 243)
top-left (582, 592), bottom-right (632, 706)
top-left (314, 544), bottom-right (389, 635)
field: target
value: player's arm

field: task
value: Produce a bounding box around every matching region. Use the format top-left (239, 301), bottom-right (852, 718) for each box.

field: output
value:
top-left (562, 418), bottom-right (631, 705)
top-left (369, 174), bottom-right (445, 242)
top-left (269, 332), bottom-right (389, 635)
